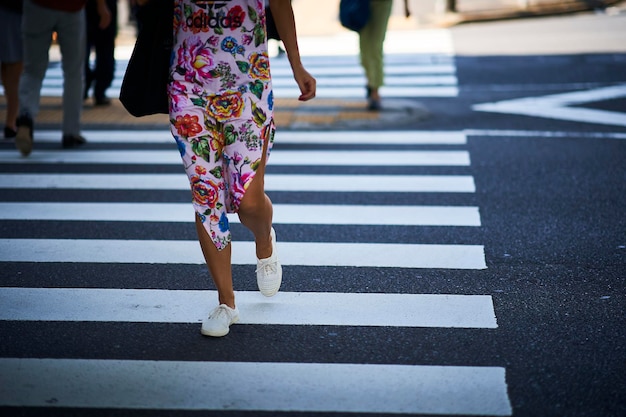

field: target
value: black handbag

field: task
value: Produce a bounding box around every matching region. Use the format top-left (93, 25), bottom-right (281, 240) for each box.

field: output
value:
top-left (265, 6), bottom-right (280, 40)
top-left (339, 0), bottom-right (370, 32)
top-left (119, 0), bottom-right (173, 117)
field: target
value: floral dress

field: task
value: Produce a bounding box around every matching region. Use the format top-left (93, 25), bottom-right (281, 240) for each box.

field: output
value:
top-left (169, 0), bottom-right (275, 250)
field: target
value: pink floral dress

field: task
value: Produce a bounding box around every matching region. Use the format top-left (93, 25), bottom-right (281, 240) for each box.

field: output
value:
top-left (168, 0), bottom-right (275, 250)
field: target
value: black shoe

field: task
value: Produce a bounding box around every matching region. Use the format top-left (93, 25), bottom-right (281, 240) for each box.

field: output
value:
top-left (367, 98), bottom-right (382, 112)
top-left (4, 126), bottom-right (17, 139)
top-left (84, 75), bottom-right (93, 100)
top-left (94, 96), bottom-right (111, 106)
top-left (62, 134), bottom-right (87, 148)
top-left (15, 115), bottom-right (34, 156)
top-left (365, 85), bottom-right (372, 99)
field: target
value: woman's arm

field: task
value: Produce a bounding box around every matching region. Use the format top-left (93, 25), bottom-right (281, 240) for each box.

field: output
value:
top-left (268, 0), bottom-right (316, 101)
top-left (96, 0), bottom-right (112, 29)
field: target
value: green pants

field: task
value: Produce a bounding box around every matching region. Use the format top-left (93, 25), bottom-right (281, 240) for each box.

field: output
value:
top-left (359, 0), bottom-right (393, 89)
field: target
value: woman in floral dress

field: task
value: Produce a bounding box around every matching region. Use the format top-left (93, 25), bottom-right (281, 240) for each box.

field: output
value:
top-left (169, 0), bottom-right (316, 336)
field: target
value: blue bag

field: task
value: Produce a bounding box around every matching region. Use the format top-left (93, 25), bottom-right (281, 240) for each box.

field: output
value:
top-left (339, 0), bottom-right (370, 32)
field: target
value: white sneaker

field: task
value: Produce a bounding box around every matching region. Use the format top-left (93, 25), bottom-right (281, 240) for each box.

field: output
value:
top-left (201, 304), bottom-right (239, 337)
top-left (256, 227), bottom-right (282, 297)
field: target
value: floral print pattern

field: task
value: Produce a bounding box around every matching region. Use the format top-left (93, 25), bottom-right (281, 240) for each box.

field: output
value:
top-left (169, 0), bottom-right (275, 250)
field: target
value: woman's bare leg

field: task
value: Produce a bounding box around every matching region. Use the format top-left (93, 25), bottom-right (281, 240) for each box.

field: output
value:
top-left (238, 146), bottom-right (273, 259)
top-left (195, 215), bottom-right (235, 308)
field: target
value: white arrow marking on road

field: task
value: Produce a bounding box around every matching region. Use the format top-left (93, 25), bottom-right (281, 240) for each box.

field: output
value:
top-left (473, 84), bottom-right (626, 127)
top-left (0, 202), bottom-right (481, 226)
top-left (0, 288), bottom-right (496, 328)
top-left (0, 239), bottom-right (487, 269)
top-left (0, 358), bottom-right (511, 415)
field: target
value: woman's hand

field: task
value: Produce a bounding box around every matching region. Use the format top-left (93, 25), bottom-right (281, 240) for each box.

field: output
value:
top-left (96, 0), bottom-right (112, 29)
top-left (268, 1), bottom-right (316, 101)
top-left (293, 66), bottom-right (316, 101)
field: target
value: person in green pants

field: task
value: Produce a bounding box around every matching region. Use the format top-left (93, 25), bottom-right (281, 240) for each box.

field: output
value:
top-left (359, 0), bottom-right (410, 111)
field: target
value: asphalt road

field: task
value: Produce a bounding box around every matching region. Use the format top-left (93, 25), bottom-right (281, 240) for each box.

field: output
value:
top-left (436, 9), bottom-right (626, 416)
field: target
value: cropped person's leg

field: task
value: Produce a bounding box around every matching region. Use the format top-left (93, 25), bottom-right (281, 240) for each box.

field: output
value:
top-left (57, 9), bottom-right (86, 138)
top-left (359, 0), bottom-right (392, 110)
top-left (16, 0), bottom-right (55, 155)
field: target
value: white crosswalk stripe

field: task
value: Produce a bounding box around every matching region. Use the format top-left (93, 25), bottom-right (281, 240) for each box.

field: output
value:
top-left (30, 129), bottom-right (468, 145)
top-left (0, 239), bottom-right (487, 269)
top-left (0, 202), bottom-right (482, 226)
top-left (0, 149), bottom-right (471, 166)
top-left (0, 358), bottom-right (511, 415)
top-left (0, 288), bottom-right (497, 328)
top-left (0, 173), bottom-right (477, 192)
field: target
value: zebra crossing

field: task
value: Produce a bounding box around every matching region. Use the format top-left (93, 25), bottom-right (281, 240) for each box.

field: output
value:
top-left (36, 54), bottom-right (458, 99)
top-left (29, 55), bottom-right (458, 99)
top-left (0, 127), bottom-right (512, 415)
top-left (17, 28), bottom-right (458, 100)
top-left (0, 26), bottom-right (507, 415)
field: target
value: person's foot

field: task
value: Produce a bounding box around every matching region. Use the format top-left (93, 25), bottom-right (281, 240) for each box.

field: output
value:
top-left (84, 76), bottom-right (93, 100)
top-left (15, 115), bottom-right (34, 156)
top-left (4, 126), bottom-right (17, 139)
top-left (62, 134), bottom-right (87, 149)
top-left (256, 227), bottom-right (282, 297)
top-left (201, 304), bottom-right (240, 337)
top-left (94, 96), bottom-right (111, 106)
top-left (367, 98), bottom-right (382, 111)
top-left (367, 88), bottom-right (382, 111)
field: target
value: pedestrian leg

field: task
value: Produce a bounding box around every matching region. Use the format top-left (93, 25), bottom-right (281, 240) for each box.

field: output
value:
top-left (19, 0), bottom-right (55, 120)
top-left (238, 143), bottom-right (273, 260)
top-left (56, 9), bottom-right (86, 137)
top-left (1, 61), bottom-right (23, 133)
top-left (195, 215), bottom-right (236, 308)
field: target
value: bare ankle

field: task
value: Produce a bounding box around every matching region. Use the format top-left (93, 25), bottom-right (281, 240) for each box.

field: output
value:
top-left (255, 230), bottom-right (273, 259)
top-left (219, 297), bottom-right (236, 309)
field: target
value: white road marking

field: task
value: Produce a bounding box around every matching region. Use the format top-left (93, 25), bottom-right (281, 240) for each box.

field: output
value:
top-left (0, 173), bottom-right (476, 193)
top-left (0, 239), bottom-right (487, 269)
top-left (0, 288), bottom-right (497, 328)
top-left (42, 86), bottom-right (459, 98)
top-left (28, 130), bottom-right (468, 145)
top-left (473, 84), bottom-right (626, 127)
top-left (0, 202), bottom-right (481, 226)
top-left (0, 358), bottom-right (512, 415)
top-left (0, 149), bottom-right (470, 166)
top-left (465, 129), bottom-right (626, 140)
